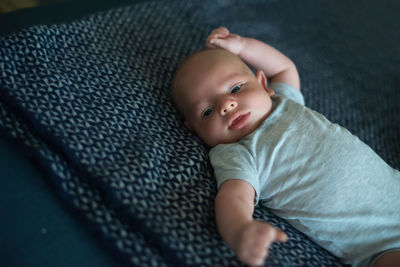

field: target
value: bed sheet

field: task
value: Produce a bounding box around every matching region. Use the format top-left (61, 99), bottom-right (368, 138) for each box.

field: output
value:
top-left (1, 0), bottom-right (399, 266)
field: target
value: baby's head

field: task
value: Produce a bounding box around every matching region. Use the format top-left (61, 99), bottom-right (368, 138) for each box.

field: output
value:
top-left (172, 49), bottom-right (275, 147)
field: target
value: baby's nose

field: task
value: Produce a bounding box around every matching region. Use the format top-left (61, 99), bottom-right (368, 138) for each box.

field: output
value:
top-left (220, 100), bottom-right (238, 115)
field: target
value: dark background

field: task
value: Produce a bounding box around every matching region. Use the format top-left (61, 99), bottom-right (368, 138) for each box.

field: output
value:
top-left (1, 1), bottom-right (139, 266)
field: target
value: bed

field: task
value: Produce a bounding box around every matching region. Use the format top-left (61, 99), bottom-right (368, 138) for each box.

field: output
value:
top-left (1, 0), bottom-right (399, 266)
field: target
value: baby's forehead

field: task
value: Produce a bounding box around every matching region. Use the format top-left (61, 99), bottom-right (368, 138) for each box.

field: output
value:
top-left (180, 51), bottom-right (245, 81)
top-left (185, 49), bottom-right (239, 68)
top-left (172, 49), bottom-right (250, 110)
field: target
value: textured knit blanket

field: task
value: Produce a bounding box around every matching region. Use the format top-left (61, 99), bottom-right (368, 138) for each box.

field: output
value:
top-left (1, 0), bottom-right (399, 266)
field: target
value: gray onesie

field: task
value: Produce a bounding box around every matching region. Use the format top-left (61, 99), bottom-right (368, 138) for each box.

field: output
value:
top-left (209, 83), bottom-right (400, 266)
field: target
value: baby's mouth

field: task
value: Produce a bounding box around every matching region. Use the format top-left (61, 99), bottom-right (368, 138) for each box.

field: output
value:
top-left (229, 112), bottom-right (250, 130)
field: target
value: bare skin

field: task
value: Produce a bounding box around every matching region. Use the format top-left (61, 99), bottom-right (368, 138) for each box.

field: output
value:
top-left (374, 251), bottom-right (400, 267)
top-left (173, 27), bottom-right (400, 266)
top-left (173, 27), bottom-right (297, 266)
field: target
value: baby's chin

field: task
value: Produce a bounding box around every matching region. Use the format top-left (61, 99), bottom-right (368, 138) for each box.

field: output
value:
top-left (209, 119), bottom-right (266, 147)
top-left (206, 131), bottom-right (251, 147)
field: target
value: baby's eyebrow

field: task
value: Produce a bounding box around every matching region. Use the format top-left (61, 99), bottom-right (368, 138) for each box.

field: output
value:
top-left (224, 73), bottom-right (245, 89)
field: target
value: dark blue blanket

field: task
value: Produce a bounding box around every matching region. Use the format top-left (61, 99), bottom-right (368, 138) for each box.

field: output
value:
top-left (1, 0), bottom-right (399, 266)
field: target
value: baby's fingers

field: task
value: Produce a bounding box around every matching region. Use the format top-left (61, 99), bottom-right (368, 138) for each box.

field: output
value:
top-left (276, 229), bottom-right (289, 243)
top-left (206, 27), bottom-right (230, 47)
top-left (207, 38), bottom-right (228, 49)
top-left (238, 245), bottom-right (268, 267)
top-left (245, 227), bottom-right (283, 265)
top-left (251, 227), bottom-right (287, 264)
top-left (210, 26), bottom-right (230, 38)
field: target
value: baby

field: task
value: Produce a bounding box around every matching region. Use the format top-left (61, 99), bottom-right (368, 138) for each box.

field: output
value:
top-left (171, 27), bottom-right (400, 267)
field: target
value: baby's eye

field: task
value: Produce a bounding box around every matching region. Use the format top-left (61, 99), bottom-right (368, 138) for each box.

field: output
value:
top-left (203, 108), bottom-right (213, 117)
top-left (231, 84), bottom-right (242, 93)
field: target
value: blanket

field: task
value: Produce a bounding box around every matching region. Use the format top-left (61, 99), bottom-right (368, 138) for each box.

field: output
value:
top-left (1, 0), bottom-right (399, 266)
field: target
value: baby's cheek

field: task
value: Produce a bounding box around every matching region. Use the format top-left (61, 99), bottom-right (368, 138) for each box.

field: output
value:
top-left (213, 126), bottom-right (230, 145)
top-left (199, 125), bottom-right (218, 147)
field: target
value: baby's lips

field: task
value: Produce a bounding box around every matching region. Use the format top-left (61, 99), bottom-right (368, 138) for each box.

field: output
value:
top-left (229, 112), bottom-right (250, 130)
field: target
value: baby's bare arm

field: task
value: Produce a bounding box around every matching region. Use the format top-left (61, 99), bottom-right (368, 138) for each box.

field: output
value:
top-left (206, 27), bottom-right (300, 91)
top-left (215, 179), bottom-right (288, 266)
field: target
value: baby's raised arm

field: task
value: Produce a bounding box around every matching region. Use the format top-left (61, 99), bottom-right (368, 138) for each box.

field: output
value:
top-left (206, 27), bottom-right (300, 91)
top-left (215, 179), bottom-right (288, 266)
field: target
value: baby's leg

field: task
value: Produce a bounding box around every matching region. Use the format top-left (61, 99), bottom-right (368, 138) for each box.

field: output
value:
top-left (374, 251), bottom-right (400, 267)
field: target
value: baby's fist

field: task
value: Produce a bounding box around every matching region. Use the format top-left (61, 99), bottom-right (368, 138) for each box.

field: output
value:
top-left (233, 220), bottom-right (288, 266)
top-left (205, 27), bottom-right (244, 55)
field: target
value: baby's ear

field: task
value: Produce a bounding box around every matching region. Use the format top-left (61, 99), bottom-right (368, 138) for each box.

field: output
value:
top-left (256, 70), bottom-right (274, 96)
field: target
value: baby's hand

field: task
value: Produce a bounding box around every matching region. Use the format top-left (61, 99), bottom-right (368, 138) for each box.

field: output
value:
top-left (205, 27), bottom-right (245, 55)
top-left (233, 220), bottom-right (288, 266)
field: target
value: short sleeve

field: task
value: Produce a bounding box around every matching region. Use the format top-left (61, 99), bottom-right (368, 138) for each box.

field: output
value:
top-left (270, 82), bottom-right (305, 106)
top-left (209, 143), bottom-right (260, 205)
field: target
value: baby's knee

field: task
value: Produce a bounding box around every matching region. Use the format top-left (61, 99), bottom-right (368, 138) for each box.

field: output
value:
top-left (373, 251), bottom-right (400, 267)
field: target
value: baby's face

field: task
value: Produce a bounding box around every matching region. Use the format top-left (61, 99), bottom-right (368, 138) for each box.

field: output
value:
top-left (173, 49), bottom-right (274, 147)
